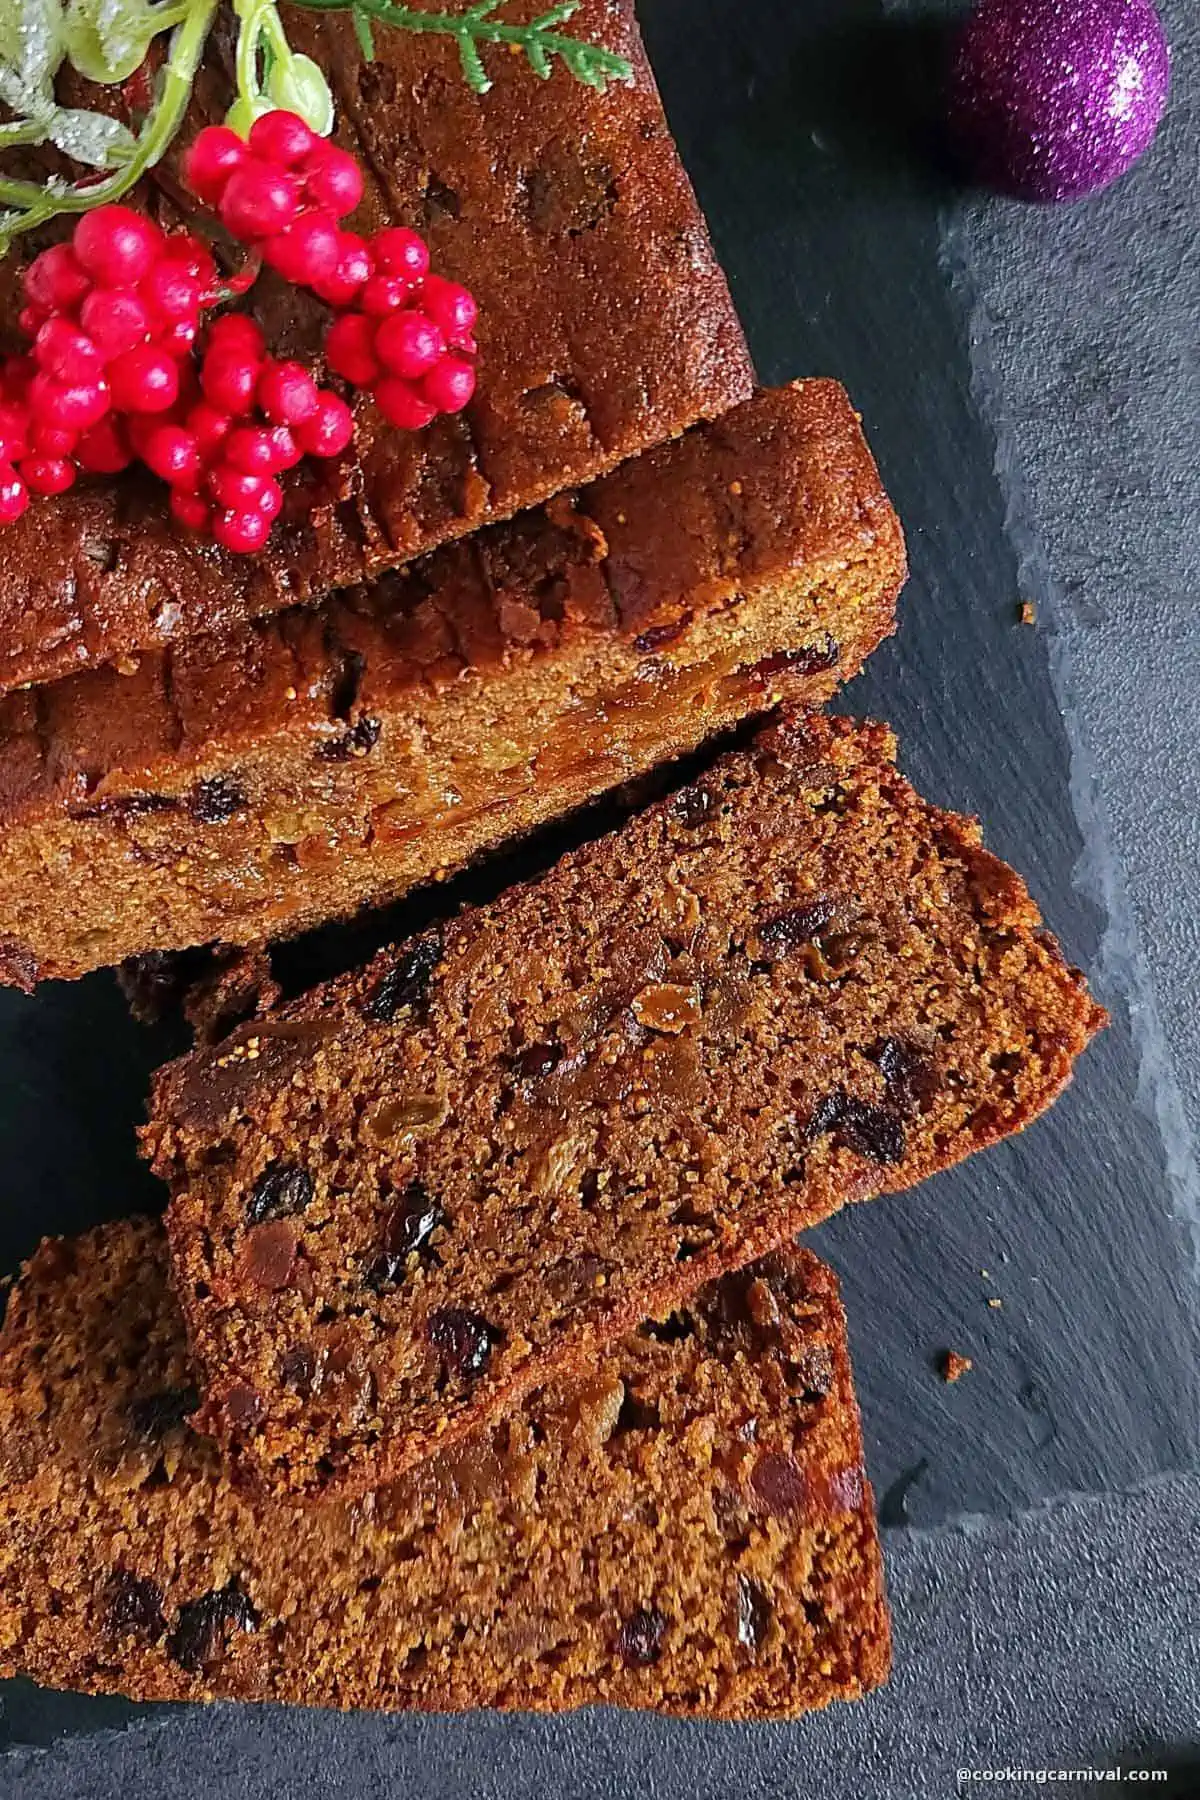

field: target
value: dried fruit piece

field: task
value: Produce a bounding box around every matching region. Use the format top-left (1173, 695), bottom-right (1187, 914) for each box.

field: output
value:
top-left (428, 1308), bottom-right (498, 1381)
top-left (616, 1605), bottom-right (667, 1666)
top-left (631, 982), bottom-right (702, 1035)
top-left (246, 1163), bottom-right (314, 1226)
top-left (750, 1451), bottom-right (809, 1516)
top-left (127, 1386), bottom-right (199, 1441)
top-left (363, 932), bottom-right (443, 1023)
top-left (804, 1090), bottom-right (906, 1165)
top-left (367, 1183), bottom-right (448, 1289)
top-left (873, 1036), bottom-right (936, 1116)
top-left (189, 776), bottom-right (248, 824)
top-left (735, 1575), bottom-right (772, 1652)
top-left (167, 1580), bottom-right (258, 1673)
top-left (756, 899), bottom-right (835, 960)
top-left (107, 1570), bottom-right (166, 1638)
top-left (242, 1221), bottom-right (298, 1290)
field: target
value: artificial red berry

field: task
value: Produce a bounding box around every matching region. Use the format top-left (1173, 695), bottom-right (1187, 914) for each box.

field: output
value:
top-left (0, 404), bottom-right (29, 462)
top-left (74, 206), bottom-right (161, 287)
top-left (30, 423), bottom-right (78, 457)
top-left (185, 126), bottom-right (250, 204)
top-left (23, 244), bottom-right (90, 314)
top-left (223, 424), bottom-right (285, 474)
top-left (374, 377), bottom-right (437, 431)
top-left (212, 506), bottom-right (272, 553)
top-left (257, 359), bottom-right (318, 426)
top-left (158, 318), bottom-right (200, 359)
top-left (29, 372), bottom-right (110, 431)
top-left (295, 392), bottom-right (353, 458)
top-left (20, 456), bottom-right (76, 496)
top-left (159, 234), bottom-right (216, 284)
top-left (371, 227), bottom-right (430, 283)
top-left (249, 110), bottom-right (316, 168)
top-left (263, 423), bottom-right (302, 469)
top-left (80, 287), bottom-right (152, 360)
top-left (220, 163), bottom-right (300, 241)
top-left (18, 306), bottom-right (47, 339)
top-left (310, 232), bottom-right (374, 306)
top-left (33, 318), bottom-right (103, 385)
top-left (208, 464), bottom-right (271, 510)
top-left (170, 488), bottom-right (211, 531)
top-left (360, 273), bottom-right (410, 317)
top-left (325, 312), bottom-right (380, 385)
top-left (374, 310), bottom-right (444, 380)
top-left (1, 356), bottom-right (34, 401)
top-left (142, 259), bottom-right (202, 323)
top-left (302, 142), bottom-right (364, 217)
top-left (423, 356), bottom-right (476, 414)
top-left (75, 416), bottom-right (132, 473)
top-left (201, 348), bottom-right (262, 416)
top-left (206, 314), bottom-right (266, 357)
top-left (186, 401), bottom-right (233, 456)
top-left (108, 345), bottom-right (178, 414)
top-left (141, 423), bottom-right (202, 487)
top-left (0, 465), bottom-right (28, 524)
top-left (263, 210), bottom-right (341, 287)
top-left (420, 274), bottom-right (478, 346)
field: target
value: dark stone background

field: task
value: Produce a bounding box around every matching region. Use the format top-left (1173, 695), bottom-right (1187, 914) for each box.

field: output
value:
top-left (1, 0), bottom-right (1196, 1791)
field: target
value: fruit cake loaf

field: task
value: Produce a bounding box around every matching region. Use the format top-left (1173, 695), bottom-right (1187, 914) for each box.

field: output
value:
top-left (147, 712), bottom-right (1106, 1501)
top-left (0, 0), bottom-right (752, 699)
top-left (0, 1222), bottom-right (889, 1719)
top-left (0, 382), bottom-right (904, 987)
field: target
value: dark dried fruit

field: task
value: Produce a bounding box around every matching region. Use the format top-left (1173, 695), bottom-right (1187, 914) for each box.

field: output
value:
top-left (189, 776), bottom-right (247, 824)
top-left (873, 1037), bottom-right (936, 1116)
top-left (735, 1575), bottom-right (773, 1652)
top-left (617, 1605), bottom-right (667, 1666)
top-left (224, 1386), bottom-right (265, 1431)
top-left (428, 1308), bottom-right (498, 1381)
top-left (756, 899), bottom-right (835, 960)
top-left (363, 931), bottom-right (443, 1023)
top-left (246, 1162), bottom-right (314, 1226)
top-left (670, 783), bottom-right (715, 830)
top-left (69, 791), bottom-right (180, 823)
top-left (508, 1040), bottom-right (562, 1082)
top-left (754, 637), bottom-right (840, 678)
top-left (367, 1183), bottom-right (448, 1289)
top-left (317, 716), bottom-right (382, 762)
top-left (279, 1343), bottom-right (317, 1393)
top-left (804, 1090), bottom-right (906, 1164)
top-left (167, 1580), bottom-right (258, 1673)
top-left (107, 1570), bottom-right (166, 1638)
top-left (634, 614), bottom-right (691, 653)
top-left (128, 1386), bottom-right (199, 1441)
top-left (750, 1451), bottom-right (809, 1516)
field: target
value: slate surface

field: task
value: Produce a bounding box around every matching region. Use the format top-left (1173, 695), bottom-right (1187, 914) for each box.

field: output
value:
top-left (1, 0), bottom-right (1197, 1783)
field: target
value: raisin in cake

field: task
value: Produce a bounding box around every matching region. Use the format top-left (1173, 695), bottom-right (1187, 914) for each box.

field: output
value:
top-left (146, 712), bottom-right (1106, 1500)
top-left (0, 1221), bottom-right (889, 1718)
top-left (0, 384), bottom-right (904, 987)
top-left (0, 0), bottom-right (752, 698)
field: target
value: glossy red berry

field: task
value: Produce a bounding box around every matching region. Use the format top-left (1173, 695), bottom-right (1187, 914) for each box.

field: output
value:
top-left (374, 377), bottom-right (437, 431)
top-left (20, 456), bottom-right (76, 496)
top-left (220, 163), bottom-right (300, 241)
top-left (212, 506), bottom-right (272, 552)
top-left (185, 126), bottom-right (249, 204)
top-left (1, 356), bottom-right (35, 402)
top-left (303, 143), bottom-right (364, 217)
top-left (30, 423), bottom-right (78, 457)
top-left (249, 110), bottom-right (316, 168)
top-left (295, 392), bottom-right (353, 458)
top-left (205, 314), bottom-right (266, 358)
top-left (158, 317), bottom-right (200, 359)
top-left (141, 423), bottom-right (202, 487)
top-left (0, 465), bottom-right (28, 524)
top-left (263, 423), bottom-right (302, 469)
top-left (29, 372), bottom-right (110, 431)
top-left (263, 210), bottom-right (341, 287)
top-left (142, 259), bottom-right (202, 323)
top-left (74, 206), bottom-right (161, 287)
top-left (257, 359), bottom-right (319, 426)
top-left (371, 227), bottom-right (430, 283)
top-left (80, 287), bottom-right (152, 359)
top-left (208, 464), bottom-right (269, 509)
top-left (18, 306), bottom-right (47, 339)
top-left (325, 312), bottom-right (380, 385)
top-left (423, 356), bottom-right (476, 414)
top-left (0, 404), bottom-right (28, 462)
top-left (23, 244), bottom-right (90, 314)
top-left (75, 416), bottom-right (132, 473)
top-left (108, 345), bottom-right (178, 414)
top-left (420, 274), bottom-right (478, 346)
top-left (170, 488), bottom-right (211, 531)
top-left (374, 310), bottom-right (444, 380)
top-left (360, 273), bottom-right (410, 317)
top-left (186, 401), bottom-right (234, 456)
top-left (201, 348), bottom-right (262, 416)
top-left (310, 232), bottom-right (374, 306)
top-left (33, 318), bottom-right (103, 385)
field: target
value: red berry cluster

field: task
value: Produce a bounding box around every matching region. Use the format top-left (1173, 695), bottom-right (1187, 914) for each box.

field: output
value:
top-left (0, 208), bottom-right (216, 523)
top-left (186, 113), bottom-right (477, 429)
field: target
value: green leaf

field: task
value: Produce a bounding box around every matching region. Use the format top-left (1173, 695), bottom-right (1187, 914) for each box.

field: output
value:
top-left (351, 5), bottom-right (374, 58)
top-left (454, 27), bottom-right (489, 93)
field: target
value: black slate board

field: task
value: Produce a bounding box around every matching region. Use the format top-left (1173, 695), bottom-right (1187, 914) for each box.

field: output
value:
top-left (1, 0), bottom-right (1197, 1755)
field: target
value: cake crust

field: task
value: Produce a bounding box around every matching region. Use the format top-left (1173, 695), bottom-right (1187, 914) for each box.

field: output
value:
top-left (147, 712), bottom-right (1106, 1502)
top-left (0, 0), bottom-right (752, 699)
top-left (0, 383), bottom-right (905, 985)
top-left (0, 1222), bottom-right (889, 1718)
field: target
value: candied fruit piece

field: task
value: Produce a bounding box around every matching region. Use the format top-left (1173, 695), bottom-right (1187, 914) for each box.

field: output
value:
top-left (873, 1036), bottom-right (937, 1116)
top-left (631, 982), bottom-right (701, 1035)
top-left (750, 1450), bottom-right (809, 1516)
top-left (242, 1220), bottom-right (298, 1290)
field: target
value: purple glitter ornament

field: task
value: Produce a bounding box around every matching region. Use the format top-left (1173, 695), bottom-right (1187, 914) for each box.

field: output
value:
top-left (947, 0), bottom-right (1171, 202)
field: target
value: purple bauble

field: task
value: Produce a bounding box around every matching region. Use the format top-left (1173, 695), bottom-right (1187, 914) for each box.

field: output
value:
top-left (947, 0), bottom-right (1171, 202)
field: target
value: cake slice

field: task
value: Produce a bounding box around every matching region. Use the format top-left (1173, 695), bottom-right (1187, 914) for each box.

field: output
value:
top-left (147, 712), bottom-right (1106, 1501)
top-left (0, 0), bottom-right (752, 699)
top-left (0, 1221), bottom-right (889, 1719)
top-left (0, 383), bottom-right (904, 987)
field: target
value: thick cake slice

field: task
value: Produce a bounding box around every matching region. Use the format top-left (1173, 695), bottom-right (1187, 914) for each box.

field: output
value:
top-left (0, 0), bottom-right (752, 699)
top-left (0, 383), bottom-right (904, 987)
top-left (0, 1222), bottom-right (889, 1718)
top-left (147, 712), bottom-right (1106, 1501)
